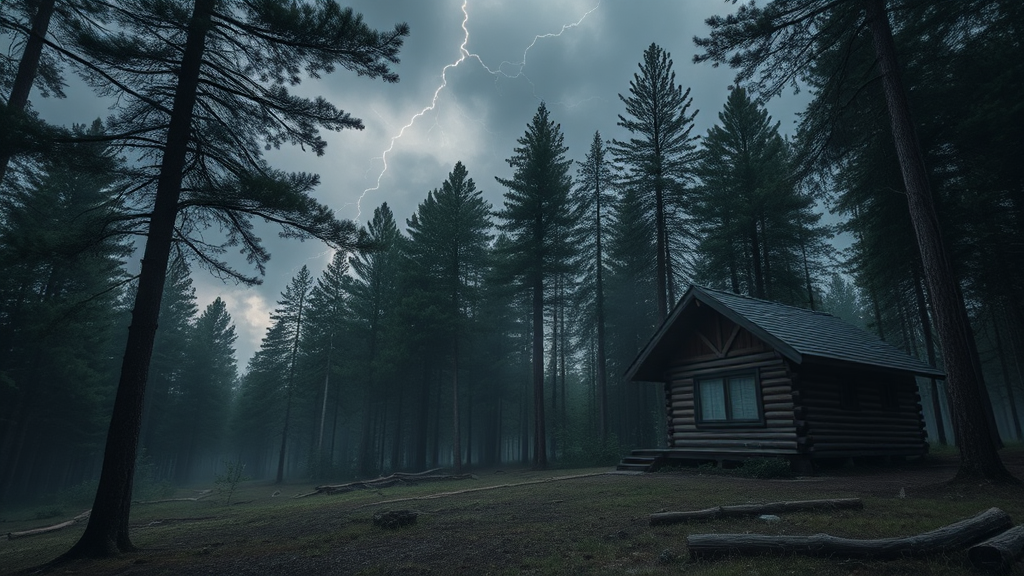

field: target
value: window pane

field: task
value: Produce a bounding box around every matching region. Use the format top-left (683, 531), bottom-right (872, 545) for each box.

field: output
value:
top-left (729, 376), bottom-right (758, 420)
top-left (700, 379), bottom-right (727, 421)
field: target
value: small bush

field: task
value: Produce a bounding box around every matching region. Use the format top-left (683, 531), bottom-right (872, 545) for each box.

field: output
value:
top-left (694, 457), bottom-right (793, 479)
top-left (736, 457), bottom-right (793, 479)
top-left (215, 458), bottom-right (250, 505)
top-left (557, 427), bottom-right (622, 467)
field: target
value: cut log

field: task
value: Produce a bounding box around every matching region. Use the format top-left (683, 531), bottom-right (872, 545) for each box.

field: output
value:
top-left (968, 525), bottom-right (1024, 572)
top-left (687, 507), bottom-right (1011, 560)
top-left (296, 469), bottom-right (476, 498)
top-left (7, 510), bottom-right (90, 540)
top-left (651, 498), bottom-right (861, 526)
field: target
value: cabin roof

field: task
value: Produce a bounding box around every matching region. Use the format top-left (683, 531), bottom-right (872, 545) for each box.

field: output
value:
top-left (625, 285), bottom-right (946, 381)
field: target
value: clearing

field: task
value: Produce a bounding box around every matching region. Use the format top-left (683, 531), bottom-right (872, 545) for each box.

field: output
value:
top-left (3, 446), bottom-right (1024, 575)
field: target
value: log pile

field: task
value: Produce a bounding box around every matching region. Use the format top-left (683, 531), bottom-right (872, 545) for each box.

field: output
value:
top-left (687, 507), bottom-right (1012, 561)
top-left (296, 468), bottom-right (476, 498)
top-left (650, 498), bottom-right (862, 526)
top-left (7, 510), bottom-right (90, 540)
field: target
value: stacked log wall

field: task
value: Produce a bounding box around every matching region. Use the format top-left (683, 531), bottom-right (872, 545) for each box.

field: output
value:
top-left (798, 366), bottom-right (928, 458)
top-left (664, 351), bottom-right (799, 455)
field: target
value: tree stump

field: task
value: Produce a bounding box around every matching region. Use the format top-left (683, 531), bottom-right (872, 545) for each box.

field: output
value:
top-left (372, 510), bottom-right (418, 529)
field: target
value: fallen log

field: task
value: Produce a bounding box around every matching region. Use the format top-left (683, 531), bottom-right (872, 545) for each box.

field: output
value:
top-left (134, 489), bottom-right (214, 505)
top-left (7, 510), bottom-right (90, 540)
top-left (296, 469), bottom-right (476, 498)
top-left (968, 525), bottom-right (1024, 572)
top-left (651, 498), bottom-right (862, 526)
top-left (687, 507), bottom-right (1011, 560)
top-left (348, 471), bottom-right (608, 510)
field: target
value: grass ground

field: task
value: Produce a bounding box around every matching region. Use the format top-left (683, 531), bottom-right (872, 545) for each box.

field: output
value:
top-left (2, 446), bottom-right (1024, 575)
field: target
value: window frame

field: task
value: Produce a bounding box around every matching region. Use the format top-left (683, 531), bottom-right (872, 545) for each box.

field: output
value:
top-left (693, 370), bottom-right (765, 429)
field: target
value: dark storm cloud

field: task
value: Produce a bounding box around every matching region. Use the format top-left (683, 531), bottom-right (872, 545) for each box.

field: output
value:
top-left (28, 1), bottom-right (815, 365)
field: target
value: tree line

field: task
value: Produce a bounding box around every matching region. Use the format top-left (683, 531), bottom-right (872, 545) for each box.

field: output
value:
top-left (0, 0), bottom-right (1021, 561)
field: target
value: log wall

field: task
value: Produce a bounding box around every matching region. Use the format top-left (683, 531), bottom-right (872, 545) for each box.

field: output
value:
top-left (664, 351), bottom-right (799, 455)
top-left (796, 364), bottom-right (928, 458)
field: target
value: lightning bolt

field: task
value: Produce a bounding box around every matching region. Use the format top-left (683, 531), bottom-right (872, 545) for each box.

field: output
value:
top-left (356, 0), bottom-right (601, 220)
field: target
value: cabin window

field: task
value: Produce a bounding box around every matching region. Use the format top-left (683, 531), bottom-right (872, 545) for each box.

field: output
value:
top-left (695, 372), bottom-right (762, 426)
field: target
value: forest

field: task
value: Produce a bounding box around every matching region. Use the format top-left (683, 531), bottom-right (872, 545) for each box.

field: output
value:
top-left (0, 0), bottom-right (1022, 561)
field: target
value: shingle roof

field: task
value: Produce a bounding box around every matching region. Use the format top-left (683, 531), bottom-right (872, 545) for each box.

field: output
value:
top-left (626, 285), bottom-right (945, 381)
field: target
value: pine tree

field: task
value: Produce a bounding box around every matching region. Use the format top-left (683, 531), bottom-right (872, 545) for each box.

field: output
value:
top-left (62, 1), bottom-right (408, 557)
top-left (0, 0), bottom-right (76, 185)
top-left (171, 297), bottom-right (237, 483)
top-left (140, 258), bottom-right (198, 476)
top-left (611, 43), bottom-right (698, 320)
top-left (348, 203), bottom-right (403, 475)
top-left (571, 132), bottom-right (614, 443)
top-left (496, 103), bottom-right (574, 470)
top-left (604, 185), bottom-right (658, 445)
top-left (406, 161), bottom-right (492, 474)
top-left (0, 120), bottom-right (130, 503)
top-left (693, 88), bottom-right (829, 304)
top-left (273, 266), bottom-right (313, 484)
top-left (304, 251), bottom-right (352, 476)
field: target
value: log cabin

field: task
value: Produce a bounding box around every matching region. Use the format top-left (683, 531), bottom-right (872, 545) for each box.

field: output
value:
top-left (619, 285), bottom-right (944, 473)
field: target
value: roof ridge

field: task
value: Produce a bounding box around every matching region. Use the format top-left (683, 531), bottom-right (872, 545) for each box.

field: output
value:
top-left (695, 284), bottom-right (836, 317)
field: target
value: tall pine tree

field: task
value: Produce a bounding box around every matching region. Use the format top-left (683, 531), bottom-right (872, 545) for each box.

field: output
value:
top-left (496, 103), bottom-right (573, 470)
top-left (611, 43), bottom-right (698, 320)
top-left (406, 162), bottom-right (492, 474)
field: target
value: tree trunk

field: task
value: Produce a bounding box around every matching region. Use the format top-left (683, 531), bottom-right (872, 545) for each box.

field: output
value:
top-left (390, 376), bottom-right (404, 471)
top-left (317, 335), bottom-right (333, 463)
top-left (62, 0), bottom-right (215, 558)
top-left (533, 272), bottom-right (547, 469)
top-left (654, 182), bottom-right (668, 321)
top-left (993, 310), bottom-right (1022, 441)
top-left (595, 182), bottom-right (608, 444)
top-left (749, 220), bottom-right (764, 299)
top-left (912, 267), bottom-right (946, 445)
top-left (801, 237), bottom-right (814, 310)
top-left (864, 0), bottom-right (1014, 483)
top-left (276, 287), bottom-right (305, 484)
top-left (0, 0), bottom-right (56, 186)
top-left (548, 292), bottom-right (558, 460)
top-left (451, 341), bottom-right (462, 475)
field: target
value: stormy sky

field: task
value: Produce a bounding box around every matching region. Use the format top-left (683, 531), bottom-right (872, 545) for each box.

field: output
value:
top-left (32, 0), bottom-right (815, 367)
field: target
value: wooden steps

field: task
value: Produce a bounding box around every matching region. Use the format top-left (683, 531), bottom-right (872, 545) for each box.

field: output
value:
top-left (615, 452), bottom-right (664, 472)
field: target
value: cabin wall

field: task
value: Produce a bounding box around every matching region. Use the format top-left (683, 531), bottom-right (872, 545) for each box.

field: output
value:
top-left (795, 364), bottom-right (928, 458)
top-left (665, 351), bottom-right (799, 455)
